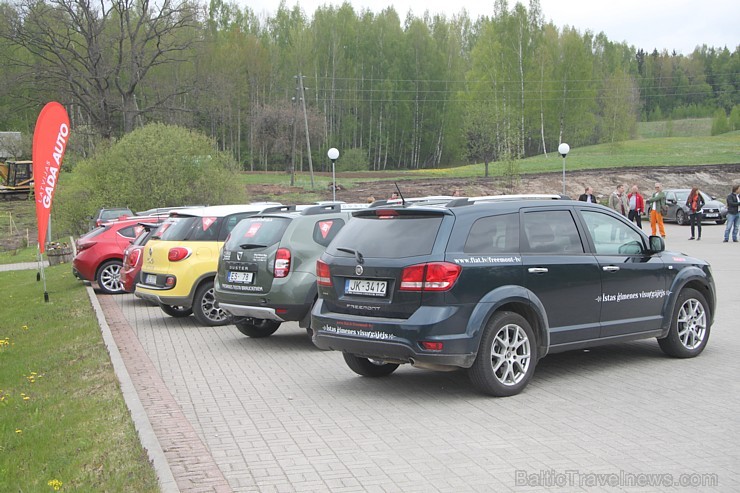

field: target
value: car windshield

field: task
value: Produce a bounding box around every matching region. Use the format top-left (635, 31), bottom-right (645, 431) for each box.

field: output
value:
top-left (158, 216), bottom-right (222, 241)
top-left (101, 209), bottom-right (132, 221)
top-left (328, 214), bottom-right (443, 258)
top-left (225, 217), bottom-right (291, 250)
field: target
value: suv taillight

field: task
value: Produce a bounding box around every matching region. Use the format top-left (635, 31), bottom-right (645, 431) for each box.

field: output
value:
top-left (168, 247), bottom-right (191, 261)
top-left (274, 248), bottom-right (291, 278)
top-left (399, 262), bottom-right (461, 291)
top-left (317, 259), bottom-right (332, 286)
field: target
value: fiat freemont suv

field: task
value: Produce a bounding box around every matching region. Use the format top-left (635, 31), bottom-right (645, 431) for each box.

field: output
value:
top-left (311, 196), bottom-right (716, 396)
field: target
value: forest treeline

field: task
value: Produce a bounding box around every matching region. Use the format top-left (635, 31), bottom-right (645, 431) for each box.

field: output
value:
top-left (0, 0), bottom-right (737, 171)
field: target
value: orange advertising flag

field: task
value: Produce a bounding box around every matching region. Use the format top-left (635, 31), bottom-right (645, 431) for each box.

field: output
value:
top-left (33, 102), bottom-right (70, 253)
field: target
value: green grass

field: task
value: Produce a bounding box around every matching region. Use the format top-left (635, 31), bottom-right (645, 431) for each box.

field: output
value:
top-left (0, 265), bottom-right (159, 491)
top-left (240, 131), bottom-right (740, 188)
top-left (637, 118), bottom-right (712, 138)
top-left (0, 245), bottom-right (37, 264)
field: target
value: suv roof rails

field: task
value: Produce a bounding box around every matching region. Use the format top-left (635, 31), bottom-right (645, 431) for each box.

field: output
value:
top-left (261, 205), bottom-right (297, 214)
top-left (446, 194), bottom-right (568, 207)
top-left (301, 203), bottom-right (342, 215)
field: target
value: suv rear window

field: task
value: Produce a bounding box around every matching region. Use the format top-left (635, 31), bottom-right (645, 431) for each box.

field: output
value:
top-left (313, 218), bottom-right (346, 247)
top-left (225, 217), bottom-right (291, 250)
top-left (328, 215), bottom-right (443, 258)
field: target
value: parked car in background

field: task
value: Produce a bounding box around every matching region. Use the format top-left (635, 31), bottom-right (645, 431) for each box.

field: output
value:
top-left (312, 195), bottom-right (715, 397)
top-left (135, 203), bottom-right (282, 326)
top-left (73, 216), bottom-right (163, 294)
top-left (663, 189), bottom-right (727, 225)
top-left (215, 203), bottom-right (365, 338)
top-left (88, 207), bottom-right (134, 230)
top-left (135, 205), bottom-right (205, 217)
top-left (121, 221), bottom-right (164, 293)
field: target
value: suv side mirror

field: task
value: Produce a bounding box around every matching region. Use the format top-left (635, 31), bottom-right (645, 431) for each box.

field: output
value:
top-left (648, 235), bottom-right (665, 252)
top-left (666, 198), bottom-right (677, 205)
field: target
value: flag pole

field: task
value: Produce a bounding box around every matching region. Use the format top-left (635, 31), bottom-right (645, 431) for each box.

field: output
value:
top-left (32, 101), bottom-right (70, 303)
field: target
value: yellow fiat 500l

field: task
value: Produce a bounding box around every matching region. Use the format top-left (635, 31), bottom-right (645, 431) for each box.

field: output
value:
top-left (135, 204), bottom-right (281, 326)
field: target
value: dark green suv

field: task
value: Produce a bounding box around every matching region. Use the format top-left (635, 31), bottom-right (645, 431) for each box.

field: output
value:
top-left (215, 203), bottom-right (364, 337)
top-left (312, 196), bottom-right (716, 396)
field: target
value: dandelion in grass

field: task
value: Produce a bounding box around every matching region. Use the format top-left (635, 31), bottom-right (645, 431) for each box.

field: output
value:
top-left (21, 393), bottom-right (30, 401)
top-left (0, 338), bottom-right (10, 348)
top-left (48, 479), bottom-right (63, 490)
top-left (26, 372), bottom-right (41, 383)
top-left (22, 325), bottom-right (29, 330)
top-left (15, 429), bottom-right (22, 434)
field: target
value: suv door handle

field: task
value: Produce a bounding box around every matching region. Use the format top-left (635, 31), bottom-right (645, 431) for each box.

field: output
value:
top-left (527, 267), bottom-right (549, 273)
top-left (602, 266), bottom-right (620, 272)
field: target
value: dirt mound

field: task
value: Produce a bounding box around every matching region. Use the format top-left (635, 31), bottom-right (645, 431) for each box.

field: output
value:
top-left (248, 164), bottom-right (740, 204)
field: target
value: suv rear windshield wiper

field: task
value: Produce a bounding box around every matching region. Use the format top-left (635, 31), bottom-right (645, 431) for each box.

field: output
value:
top-left (240, 243), bottom-right (267, 249)
top-left (337, 247), bottom-right (364, 264)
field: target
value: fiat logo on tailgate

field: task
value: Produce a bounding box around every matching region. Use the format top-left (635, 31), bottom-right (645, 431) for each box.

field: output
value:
top-left (355, 265), bottom-right (364, 276)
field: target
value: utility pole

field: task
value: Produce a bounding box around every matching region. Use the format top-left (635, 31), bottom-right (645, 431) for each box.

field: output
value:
top-left (296, 73), bottom-right (314, 188)
top-left (290, 93), bottom-right (298, 187)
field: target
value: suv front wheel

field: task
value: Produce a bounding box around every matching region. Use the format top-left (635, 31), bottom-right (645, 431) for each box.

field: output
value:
top-left (469, 311), bottom-right (537, 397)
top-left (234, 318), bottom-right (281, 338)
top-left (658, 288), bottom-right (710, 358)
top-left (193, 280), bottom-right (232, 326)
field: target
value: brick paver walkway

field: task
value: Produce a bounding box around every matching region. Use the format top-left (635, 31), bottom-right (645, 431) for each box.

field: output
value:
top-left (97, 223), bottom-right (739, 492)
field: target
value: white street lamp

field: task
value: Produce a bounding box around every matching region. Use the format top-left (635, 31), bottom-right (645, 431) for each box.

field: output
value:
top-left (558, 142), bottom-right (570, 195)
top-left (327, 148), bottom-right (339, 202)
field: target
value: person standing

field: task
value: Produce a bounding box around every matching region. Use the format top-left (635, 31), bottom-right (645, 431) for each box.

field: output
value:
top-left (578, 187), bottom-right (596, 203)
top-left (686, 187), bottom-right (705, 240)
top-left (646, 182), bottom-right (667, 238)
top-left (608, 184), bottom-right (629, 217)
top-left (723, 184), bottom-right (740, 242)
top-left (627, 185), bottom-right (645, 229)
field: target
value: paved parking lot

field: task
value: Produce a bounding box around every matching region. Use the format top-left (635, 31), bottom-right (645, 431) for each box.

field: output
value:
top-left (101, 222), bottom-right (739, 492)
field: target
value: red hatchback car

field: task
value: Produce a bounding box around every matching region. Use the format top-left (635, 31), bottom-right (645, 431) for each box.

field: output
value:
top-left (120, 221), bottom-right (163, 293)
top-left (73, 216), bottom-right (162, 294)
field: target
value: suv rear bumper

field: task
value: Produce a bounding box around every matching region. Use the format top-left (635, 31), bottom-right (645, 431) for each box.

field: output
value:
top-left (219, 302), bottom-right (311, 323)
top-left (220, 303), bottom-right (283, 321)
top-left (311, 300), bottom-right (477, 369)
top-left (214, 273), bottom-right (315, 323)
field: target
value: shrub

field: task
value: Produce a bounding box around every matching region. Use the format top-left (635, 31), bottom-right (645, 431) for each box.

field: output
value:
top-left (729, 105), bottom-right (740, 131)
top-left (55, 124), bottom-right (243, 235)
top-left (710, 109), bottom-right (730, 136)
top-left (335, 148), bottom-right (369, 172)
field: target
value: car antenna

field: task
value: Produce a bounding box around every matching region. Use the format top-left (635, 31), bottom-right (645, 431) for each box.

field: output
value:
top-left (394, 183), bottom-right (405, 205)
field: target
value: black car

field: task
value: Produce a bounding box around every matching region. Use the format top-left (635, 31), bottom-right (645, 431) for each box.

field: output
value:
top-left (312, 196), bottom-right (716, 396)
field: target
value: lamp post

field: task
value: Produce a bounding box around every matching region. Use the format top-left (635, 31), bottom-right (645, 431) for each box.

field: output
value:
top-left (327, 148), bottom-right (339, 202)
top-left (558, 142), bottom-right (570, 195)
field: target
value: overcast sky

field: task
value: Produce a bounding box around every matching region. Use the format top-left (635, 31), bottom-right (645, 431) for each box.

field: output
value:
top-left (244, 0), bottom-right (739, 55)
